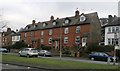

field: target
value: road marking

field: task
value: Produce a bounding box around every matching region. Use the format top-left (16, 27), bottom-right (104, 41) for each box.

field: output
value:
top-left (6, 64), bottom-right (8, 66)
top-left (27, 67), bottom-right (30, 69)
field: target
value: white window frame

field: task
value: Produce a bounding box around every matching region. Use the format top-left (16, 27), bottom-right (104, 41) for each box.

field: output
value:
top-left (49, 29), bottom-right (52, 35)
top-left (12, 36), bottom-right (15, 40)
top-left (116, 26), bottom-right (119, 32)
top-left (41, 38), bottom-right (44, 44)
top-left (112, 27), bottom-right (115, 33)
top-left (30, 32), bottom-right (33, 37)
top-left (108, 38), bottom-right (111, 45)
top-left (108, 27), bottom-right (111, 33)
top-left (64, 37), bottom-right (68, 44)
top-left (24, 33), bottom-right (27, 37)
top-left (76, 26), bottom-right (80, 33)
top-left (49, 38), bottom-right (52, 44)
top-left (64, 27), bottom-right (69, 34)
top-left (82, 38), bottom-right (87, 43)
top-left (80, 15), bottom-right (86, 22)
top-left (16, 36), bottom-right (20, 40)
top-left (43, 23), bottom-right (46, 27)
top-left (75, 36), bottom-right (80, 44)
top-left (41, 31), bottom-right (44, 36)
top-left (53, 21), bottom-right (56, 26)
top-left (65, 19), bottom-right (69, 24)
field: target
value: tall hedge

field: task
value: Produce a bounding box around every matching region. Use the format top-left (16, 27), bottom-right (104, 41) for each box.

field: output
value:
top-left (87, 44), bottom-right (114, 53)
top-left (12, 41), bottom-right (27, 49)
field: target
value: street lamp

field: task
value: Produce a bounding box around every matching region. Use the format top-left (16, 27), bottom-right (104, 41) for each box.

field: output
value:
top-left (59, 23), bottom-right (62, 59)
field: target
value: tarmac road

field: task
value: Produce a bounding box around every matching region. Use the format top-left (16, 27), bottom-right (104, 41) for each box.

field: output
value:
top-left (2, 63), bottom-right (36, 69)
top-left (1, 63), bottom-right (58, 71)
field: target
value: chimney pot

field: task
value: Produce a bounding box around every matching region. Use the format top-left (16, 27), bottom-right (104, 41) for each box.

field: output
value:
top-left (75, 10), bottom-right (80, 17)
top-left (50, 16), bottom-right (54, 21)
top-left (32, 20), bottom-right (36, 25)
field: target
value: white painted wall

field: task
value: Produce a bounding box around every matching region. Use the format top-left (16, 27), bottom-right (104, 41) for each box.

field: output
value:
top-left (12, 35), bottom-right (20, 45)
top-left (105, 26), bottom-right (120, 45)
top-left (119, 31), bottom-right (120, 49)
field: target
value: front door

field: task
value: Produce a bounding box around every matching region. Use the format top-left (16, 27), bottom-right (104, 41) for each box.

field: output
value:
top-left (82, 38), bottom-right (87, 47)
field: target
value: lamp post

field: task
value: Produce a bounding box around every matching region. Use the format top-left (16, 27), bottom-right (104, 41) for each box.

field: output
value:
top-left (113, 32), bottom-right (117, 65)
top-left (59, 24), bottom-right (62, 60)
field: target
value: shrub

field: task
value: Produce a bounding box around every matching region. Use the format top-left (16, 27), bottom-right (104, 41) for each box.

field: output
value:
top-left (41, 44), bottom-right (52, 50)
top-left (62, 47), bottom-right (71, 56)
top-left (87, 44), bottom-right (114, 53)
top-left (11, 41), bottom-right (27, 49)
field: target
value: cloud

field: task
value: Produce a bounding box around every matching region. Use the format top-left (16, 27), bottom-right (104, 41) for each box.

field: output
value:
top-left (0, 1), bottom-right (118, 30)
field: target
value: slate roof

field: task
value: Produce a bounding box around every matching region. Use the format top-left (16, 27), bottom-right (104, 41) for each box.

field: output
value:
top-left (11, 32), bottom-right (20, 36)
top-left (105, 17), bottom-right (120, 27)
top-left (20, 12), bottom-right (100, 32)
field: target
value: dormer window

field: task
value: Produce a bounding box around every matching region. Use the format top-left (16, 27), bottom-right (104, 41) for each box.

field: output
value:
top-left (26, 26), bottom-right (30, 30)
top-left (33, 25), bottom-right (37, 28)
top-left (80, 15), bottom-right (86, 22)
top-left (43, 23), bottom-right (47, 27)
top-left (65, 19), bottom-right (69, 24)
top-left (53, 21), bottom-right (57, 26)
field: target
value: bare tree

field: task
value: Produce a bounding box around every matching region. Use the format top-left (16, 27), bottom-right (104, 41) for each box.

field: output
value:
top-left (0, 9), bottom-right (8, 32)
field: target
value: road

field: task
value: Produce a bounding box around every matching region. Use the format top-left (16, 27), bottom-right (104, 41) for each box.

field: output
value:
top-left (2, 63), bottom-right (36, 69)
top-left (1, 63), bottom-right (54, 71)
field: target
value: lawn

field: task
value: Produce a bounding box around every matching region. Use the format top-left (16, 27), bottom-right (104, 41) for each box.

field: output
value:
top-left (2, 54), bottom-right (119, 69)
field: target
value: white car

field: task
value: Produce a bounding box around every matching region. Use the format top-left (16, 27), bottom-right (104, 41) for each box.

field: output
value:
top-left (38, 50), bottom-right (52, 56)
top-left (0, 48), bottom-right (8, 53)
top-left (18, 48), bottom-right (38, 57)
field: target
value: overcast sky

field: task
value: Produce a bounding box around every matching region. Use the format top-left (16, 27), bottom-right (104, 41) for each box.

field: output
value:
top-left (0, 0), bottom-right (120, 31)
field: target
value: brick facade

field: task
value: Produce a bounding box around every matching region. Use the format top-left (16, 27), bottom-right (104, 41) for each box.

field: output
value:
top-left (20, 10), bottom-right (101, 48)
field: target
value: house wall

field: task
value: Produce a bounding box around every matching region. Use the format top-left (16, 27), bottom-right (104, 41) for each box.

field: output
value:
top-left (12, 35), bottom-right (20, 44)
top-left (20, 24), bottom-right (91, 48)
top-left (105, 26), bottom-right (120, 45)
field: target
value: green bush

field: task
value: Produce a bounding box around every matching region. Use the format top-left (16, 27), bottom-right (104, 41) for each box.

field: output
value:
top-left (11, 41), bottom-right (27, 49)
top-left (62, 47), bottom-right (71, 56)
top-left (40, 44), bottom-right (52, 50)
top-left (87, 44), bottom-right (114, 53)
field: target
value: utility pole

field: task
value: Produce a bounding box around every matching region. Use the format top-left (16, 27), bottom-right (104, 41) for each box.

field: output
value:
top-left (60, 23), bottom-right (62, 60)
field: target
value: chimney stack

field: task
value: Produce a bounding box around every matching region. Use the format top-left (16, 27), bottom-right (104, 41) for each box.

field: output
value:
top-left (7, 28), bottom-right (11, 34)
top-left (50, 16), bottom-right (54, 21)
top-left (16, 29), bottom-right (18, 32)
top-left (108, 15), bottom-right (113, 24)
top-left (32, 20), bottom-right (36, 25)
top-left (75, 9), bottom-right (80, 17)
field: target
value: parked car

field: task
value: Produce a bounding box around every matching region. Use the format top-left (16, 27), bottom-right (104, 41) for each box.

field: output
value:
top-left (18, 48), bottom-right (38, 57)
top-left (0, 48), bottom-right (8, 53)
top-left (88, 52), bottom-right (119, 62)
top-left (38, 50), bottom-right (52, 56)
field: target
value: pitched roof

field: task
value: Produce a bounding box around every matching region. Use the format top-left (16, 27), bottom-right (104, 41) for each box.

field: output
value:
top-left (105, 17), bottom-right (120, 27)
top-left (21, 12), bottom-right (100, 32)
top-left (11, 32), bottom-right (20, 36)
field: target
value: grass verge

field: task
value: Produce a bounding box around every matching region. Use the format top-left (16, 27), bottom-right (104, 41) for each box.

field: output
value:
top-left (2, 54), bottom-right (119, 69)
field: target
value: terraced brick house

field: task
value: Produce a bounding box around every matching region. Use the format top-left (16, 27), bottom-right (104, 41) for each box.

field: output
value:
top-left (20, 10), bottom-right (101, 49)
top-left (11, 30), bottom-right (20, 45)
top-left (2, 28), bottom-right (15, 47)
